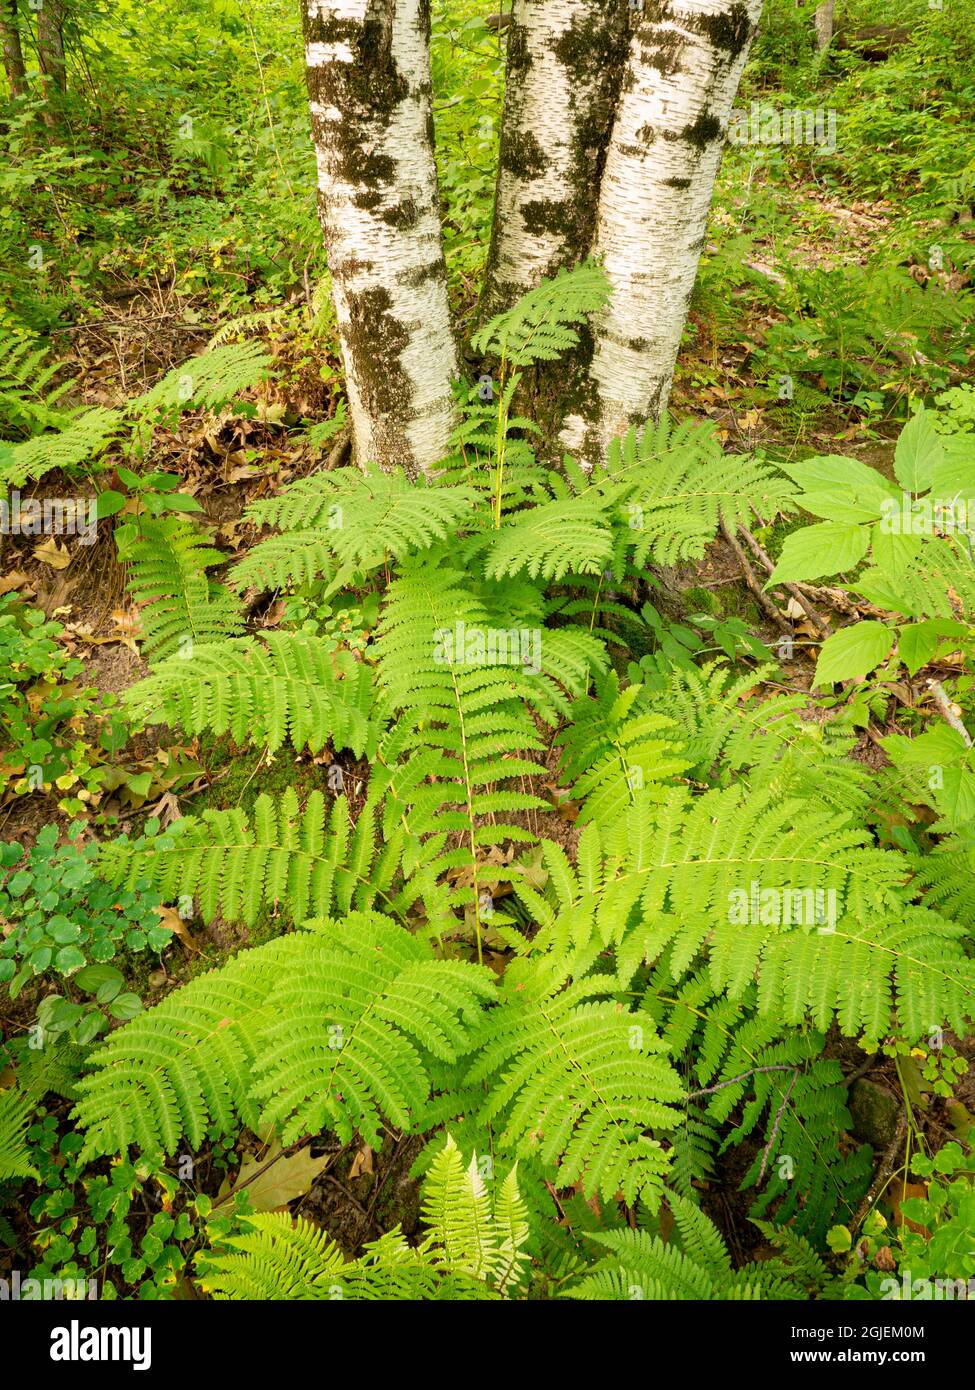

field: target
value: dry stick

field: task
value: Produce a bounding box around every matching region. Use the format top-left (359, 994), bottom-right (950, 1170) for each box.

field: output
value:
top-left (718, 516), bottom-right (792, 633)
top-left (736, 523), bottom-right (832, 640)
top-left (684, 1064), bottom-right (797, 1102)
top-left (325, 426), bottom-right (353, 472)
top-left (851, 1113), bottom-right (909, 1235)
top-left (927, 678), bottom-right (973, 747)
top-left (758, 1067), bottom-right (800, 1184)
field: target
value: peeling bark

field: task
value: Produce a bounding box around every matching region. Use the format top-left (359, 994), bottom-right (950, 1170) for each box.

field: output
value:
top-left (303, 0), bottom-right (459, 476)
top-left (0, 0), bottom-right (27, 99)
top-left (560, 0), bottom-right (763, 467)
top-left (478, 0), bottom-right (630, 326)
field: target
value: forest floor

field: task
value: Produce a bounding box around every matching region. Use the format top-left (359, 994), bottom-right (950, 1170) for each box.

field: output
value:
top-left (2, 5), bottom-right (974, 1289)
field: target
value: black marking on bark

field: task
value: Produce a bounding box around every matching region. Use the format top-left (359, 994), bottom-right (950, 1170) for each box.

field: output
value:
top-left (500, 127), bottom-right (548, 180)
top-left (344, 283), bottom-right (412, 462)
top-left (665, 176), bottom-right (691, 188)
top-left (695, 3), bottom-right (755, 59)
top-left (382, 196), bottom-right (422, 230)
top-left (681, 109), bottom-right (723, 150)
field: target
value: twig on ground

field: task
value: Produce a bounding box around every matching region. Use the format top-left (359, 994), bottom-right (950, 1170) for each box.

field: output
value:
top-left (736, 523), bottom-right (831, 639)
top-left (684, 1064), bottom-right (798, 1102)
top-left (719, 516), bottom-right (791, 632)
top-left (926, 678), bottom-right (972, 747)
top-left (758, 1068), bottom-right (800, 1184)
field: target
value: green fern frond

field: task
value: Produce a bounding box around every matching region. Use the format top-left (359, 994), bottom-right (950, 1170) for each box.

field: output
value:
top-left (484, 492), bottom-right (614, 582)
top-left (129, 342), bottom-right (272, 416)
top-left (467, 960), bottom-right (685, 1207)
top-left (603, 418), bottom-right (796, 566)
top-left (556, 671), bottom-right (690, 825)
top-left (643, 661), bottom-right (872, 814)
top-left (98, 790), bottom-right (448, 931)
top-left (472, 261), bottom-right (610, 369)
top-left (420, 1134), bottom-right (530, 1294)
top-left (234, 466), bottom-right (479, 593)
top-left (567, 1194), bottom-right (803, 1301)
top-left (199, 1213), bottom-right (481, 1300)
top-left (123, 634), bottom-right (381, 758)
top-left (199, 1138), bottom-right (524, 1301)
top-left (1, 406), bottom-right (122, 487)
top-left (73, 912), bottom-right (494, 1159)
top-left (0, 1087), bottom-right (38, 1182)
top-left (125, 514), bottom-right (244, 661)
top-left (0, 325), bottom-right (76, 440)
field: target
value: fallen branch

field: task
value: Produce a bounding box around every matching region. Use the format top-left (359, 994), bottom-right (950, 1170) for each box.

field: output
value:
top-left (758, 1067), bottom-right (800, 1184)
top-left (685, 1064), bottom-right (797, 1102)
top-left (719, 516), bottom-right (791, 633)
top-left (736, 522), bottom-right (831, 640)
top-left (926, 678), bottom-right (973, 747)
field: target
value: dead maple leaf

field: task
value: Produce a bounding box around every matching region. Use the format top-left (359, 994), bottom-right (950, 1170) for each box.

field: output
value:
top-left (34, 537), bottom-right (72, 570)
top-left (155, 904), bottom-right (201, 954)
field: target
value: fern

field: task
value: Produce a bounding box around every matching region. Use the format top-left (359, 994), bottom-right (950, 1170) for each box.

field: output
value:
top-left (129, 342), bottom-right (272, 416)
top-left (603, 416), bottom-right (796, 566)
top-left (1, 406), bottom-right (122, 488)
top-left (98, 791), bottom-right (451, 932)
top-left (72, 913), bottom-right (494, 1159)
top-left (125, 514), bottom-right (244, 661)
top-left (198, 1134), bottom-right (525, 1300)
top-left (198, 1214), bottom-right (488, 1301)
top-left (472, 261), bottom-right (610, 369)
top-left (0, 1086), bottom-right (38, 1182)
top-left (642, 661), bottom-right (873, 815)
top-left (234, 465), bottom-right (479, 594)
top-left (466, 957), bottom-right (685, 1208)
top-left (645, 967), bottom-right (872, 1239)
top-left (0, 325), bottom-right (77, 439)
top-left (420, 1134), bottom-right (529, 1294)
top-left (123, 634), bottom-right (381, 758)
top-left (566, 1192), bottom-right (803, 1300)
top-left (556, 671), bottom-right (690, 825)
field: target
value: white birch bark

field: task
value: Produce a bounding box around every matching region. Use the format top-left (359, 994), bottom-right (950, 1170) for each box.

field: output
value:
top-left (560, 0), bottom-right (763, 467)
top-left (478, 0), bottom-right (629, 325)
top-left (814, 1), bottom-right (834, 52)
top-left (304, 0), bottom-right (459, 477)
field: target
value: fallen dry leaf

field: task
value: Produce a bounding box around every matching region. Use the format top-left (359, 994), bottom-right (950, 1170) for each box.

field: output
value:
top-left (156, 904), bottom-right (201, 954)
top-left (219, 1144), bottom-right (331, 1212)
top-left (348, 1145), bottom-right (374, 1180)
top-left (34, 537), bottom-right (72, 570)
top-left (0, 570), bottom-right (29, 595)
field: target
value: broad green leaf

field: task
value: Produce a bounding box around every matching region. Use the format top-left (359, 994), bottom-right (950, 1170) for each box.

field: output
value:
top-left (781, 455), bottom-right (898, 501)
top-left (799, 488), bottom-right (886, 524)
top-left (938, 767), bottom-right (975, 830)
top-left (855, 567), bottom-right (922, 617)
top-left (870, 525), bottom-right (923, 574)
top-left (894, 406), bottom-right (943, 492)
top-left (768, 522), bottom-right (868, 584)
top-left (897, 619), bottom-right (967, 676)
top-left (95, 490), bottom-right (127, 520)
top-left (813, 621), bottom-right (895, 687)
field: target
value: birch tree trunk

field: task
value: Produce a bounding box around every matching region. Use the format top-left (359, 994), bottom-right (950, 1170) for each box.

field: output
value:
top-left (559, 0), bottom-right (763, 467)
top-left (477, 0), bottom-right (630, 325)
top-left (37, 0), bottom-right (67, 94)
top-left (0, 0), bottom-right (27, 98)
top-left (303, 0), bottom-right (460, 477)
top-left (814, 1), bottom-right (834, 52)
